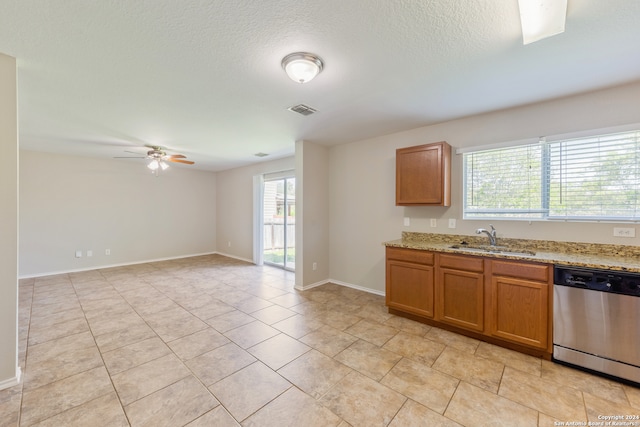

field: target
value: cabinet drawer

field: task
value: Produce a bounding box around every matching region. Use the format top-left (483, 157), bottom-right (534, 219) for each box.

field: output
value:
top-left (491, 260), bottom-right (550, 282)
top-left (386, 247), bottom-right (434, 265)
top-left (438, 253), bottom-right (484, 272)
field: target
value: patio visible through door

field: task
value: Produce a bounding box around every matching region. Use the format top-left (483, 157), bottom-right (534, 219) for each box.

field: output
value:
top-left (263, 176), bottom-right (295, 271)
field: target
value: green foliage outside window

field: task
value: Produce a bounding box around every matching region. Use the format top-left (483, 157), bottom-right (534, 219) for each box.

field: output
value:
top-left (464, 130), bottom-right (640, 220)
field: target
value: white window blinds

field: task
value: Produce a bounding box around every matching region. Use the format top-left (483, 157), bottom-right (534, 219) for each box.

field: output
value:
top-left (463, 130), bottom-right (640, 221)
top-left (464, 144), bottom-right (543, 218)
top-left (547, 131), bottom-right (640, 220)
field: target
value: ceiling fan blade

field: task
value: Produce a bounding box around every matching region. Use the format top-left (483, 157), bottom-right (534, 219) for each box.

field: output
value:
top-left (167, 158), bottom-right (195, 165)
top-left (167, 154), bottom-right (186, 159)
top-left (124, 150), bottom-right (145, 155)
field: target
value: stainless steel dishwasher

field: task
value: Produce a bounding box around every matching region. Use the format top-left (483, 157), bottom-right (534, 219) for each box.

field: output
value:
top-left (553, 265), bottom-right (640, 384)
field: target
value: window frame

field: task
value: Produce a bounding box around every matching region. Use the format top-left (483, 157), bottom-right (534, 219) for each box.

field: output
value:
top-left (461, 128), bottom-right (640, 223)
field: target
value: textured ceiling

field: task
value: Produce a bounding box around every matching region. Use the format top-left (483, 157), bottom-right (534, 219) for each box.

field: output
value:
top-left (1, 0), bottom-right (640, 171)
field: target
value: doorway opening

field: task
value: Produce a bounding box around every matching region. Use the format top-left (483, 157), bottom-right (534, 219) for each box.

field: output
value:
top-left (262, 176), bottom-right (295, 271)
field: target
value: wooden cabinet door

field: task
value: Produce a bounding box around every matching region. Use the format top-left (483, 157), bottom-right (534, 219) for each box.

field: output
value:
top-left (386, 260), bottom-right (434, 318)
top-left (396, 142), bottom-right (451, 206)
top-left (490, 275), bottom-right (549, 349)
top-left (437, 268), bottom-right (484, 331)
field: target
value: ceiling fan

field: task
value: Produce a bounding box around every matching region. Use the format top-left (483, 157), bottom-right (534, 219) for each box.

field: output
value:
top-left (115, 145), bottom-right (194, 176)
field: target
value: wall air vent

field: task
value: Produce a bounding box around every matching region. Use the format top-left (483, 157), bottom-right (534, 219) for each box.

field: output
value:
top-left (254, 152), bottom-right (269, 157)
top-left (288, 104), bottom-right (317, 116)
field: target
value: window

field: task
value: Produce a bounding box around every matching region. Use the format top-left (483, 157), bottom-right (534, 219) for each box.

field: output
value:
top-left (463, 130), bottom-right (640, 221)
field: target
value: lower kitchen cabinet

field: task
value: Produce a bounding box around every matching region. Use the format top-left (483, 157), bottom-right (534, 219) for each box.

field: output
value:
top-left (386, 247), bottom-right (434, 318)
top-left (385, 247), bottom-right (553, 357)
top-left (489, 260), bottom-right (551, 350)
top-left (437, 254), bottom-right (484, 332)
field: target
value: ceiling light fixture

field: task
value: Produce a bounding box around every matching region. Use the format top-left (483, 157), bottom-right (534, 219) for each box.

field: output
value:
top-left (147, 158), bottom-right (169, 176)
top-left (517, 0), bottom-right (567, 45)
top-left (281, 52), bottom-right (324, 83)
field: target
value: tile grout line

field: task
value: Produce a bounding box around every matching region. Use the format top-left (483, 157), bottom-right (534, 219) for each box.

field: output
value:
top-left (100, 269), bottom-right (217, 423)
top-left (16, 279), bottom-right (35, 427)
top-left (14, 256), bottom-right (638, 426)
top-left (74, 270), bottom-right (133, 427)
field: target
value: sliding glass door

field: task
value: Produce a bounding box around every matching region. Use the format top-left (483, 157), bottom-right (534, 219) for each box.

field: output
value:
top-left (263, 176), bottom-right (295, 271)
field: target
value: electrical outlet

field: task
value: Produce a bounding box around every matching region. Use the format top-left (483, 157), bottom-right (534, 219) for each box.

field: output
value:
top-left (312, 262), bottom-right (317, 271)
top-left (75, 250), bottom-right (82, 258)
top-left (613, 227), bottom-right (636, 238)
top-left (430, 219), bottom-right (437, 227)
top-left (448, 219), bottom-right (456, 228)
top-left (105, 249), bottom-right (111, 255)
top-left (403, 217), bottom-right (410, 226)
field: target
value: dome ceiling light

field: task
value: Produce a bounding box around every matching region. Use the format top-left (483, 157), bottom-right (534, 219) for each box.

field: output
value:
top-left (281, 52), bottom-right (324, 84)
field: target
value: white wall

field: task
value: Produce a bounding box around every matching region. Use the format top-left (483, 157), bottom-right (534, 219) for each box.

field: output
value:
top-left (295, 141), bottom-right (330, 289)
top-left (13, 76), bottom-right (640, 304)
top-left (329, 81), bottom-right (640, 293)
top-left (329, 136), bottom-right (399, 294)
top-left (0, 53), bottom-right (19, 387)
top-left (216, 156), bottom-right (295, 262)
top-left (19, 151), bottom-right (217, 277)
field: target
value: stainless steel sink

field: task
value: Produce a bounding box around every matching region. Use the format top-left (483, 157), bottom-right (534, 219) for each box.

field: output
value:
top-left (448, 244), bottom-right (536, 256)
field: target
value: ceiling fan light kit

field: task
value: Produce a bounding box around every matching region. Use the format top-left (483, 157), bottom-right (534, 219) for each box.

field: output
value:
top-left (518, 0), bottom-right (568, 45)
top-left (146, 159), bottom-right (169, 172)
top-left (281, 52), bottom-right (324, 83)
top-left (115, 145), bottom-right (194, 176)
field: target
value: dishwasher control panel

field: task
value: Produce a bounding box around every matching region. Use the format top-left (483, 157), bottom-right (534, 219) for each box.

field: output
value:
top-left (554, 265), bottom-right (640, 296)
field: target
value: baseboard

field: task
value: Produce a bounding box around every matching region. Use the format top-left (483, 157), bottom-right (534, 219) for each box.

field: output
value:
top-left (328, 278), bottom-right (385, 296)
top-left (19, 251), bottom-right (220, 279)
top-left (0, 367), bottom-right (21, 391)
top-left (294, 279), bottom-right (328, 291)
top-left (212, 251), bottom-right (254, 264)
top-left (295, 278), bottom-right (385, 296)
top-left (19, 255), bottom-right (386, 299)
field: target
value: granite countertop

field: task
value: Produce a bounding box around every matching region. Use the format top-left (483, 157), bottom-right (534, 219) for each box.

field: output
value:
top-left (384, 232), bottom-right (640, 273)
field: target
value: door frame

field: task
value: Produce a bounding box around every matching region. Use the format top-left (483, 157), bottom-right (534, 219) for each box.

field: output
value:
top-left (253, 170), bottom-right (296, 271)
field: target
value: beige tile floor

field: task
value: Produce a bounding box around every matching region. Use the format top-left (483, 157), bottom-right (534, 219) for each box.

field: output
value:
top-left (2, 254), bottom-right (639, 426)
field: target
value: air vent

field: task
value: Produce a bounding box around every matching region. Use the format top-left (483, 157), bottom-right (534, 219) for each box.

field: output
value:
top-left (254, 152), bottom-right (269, 157)
top-left (288, 104), bottom-right (317, 116)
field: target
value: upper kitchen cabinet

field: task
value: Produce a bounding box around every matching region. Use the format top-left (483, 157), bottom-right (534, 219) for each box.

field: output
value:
top-left (396, 141), bottom-right (451, 206)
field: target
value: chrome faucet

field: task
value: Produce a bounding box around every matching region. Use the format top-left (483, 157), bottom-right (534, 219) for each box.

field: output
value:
top-left (476, 224), bottom-right (497, 246)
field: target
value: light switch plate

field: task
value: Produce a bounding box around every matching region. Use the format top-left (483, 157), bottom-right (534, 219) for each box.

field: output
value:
top-left (448, 219), bottom-right (456, 228)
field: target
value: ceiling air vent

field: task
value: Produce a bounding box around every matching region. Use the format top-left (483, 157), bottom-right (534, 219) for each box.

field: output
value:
top-left (288, 104), bottom-right (317, 116)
